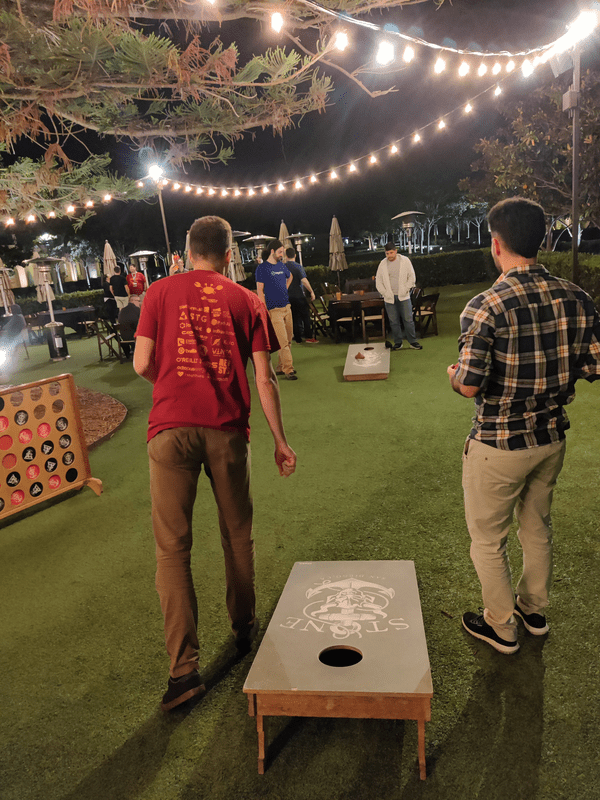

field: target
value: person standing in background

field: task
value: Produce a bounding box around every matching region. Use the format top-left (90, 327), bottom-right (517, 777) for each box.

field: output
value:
top-left (285, 247), bottom-right (318, 344)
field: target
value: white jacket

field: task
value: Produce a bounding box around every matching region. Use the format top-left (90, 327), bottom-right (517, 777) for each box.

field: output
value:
top-left (375, 255), bottom-right (416, 303)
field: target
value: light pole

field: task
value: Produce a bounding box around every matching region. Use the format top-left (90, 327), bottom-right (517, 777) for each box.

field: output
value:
top-left (149, 165), bottom-right (173, 267)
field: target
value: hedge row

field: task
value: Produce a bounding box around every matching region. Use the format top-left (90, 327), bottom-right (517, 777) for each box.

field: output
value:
top-left (13, 290), bottom-right (104, 318)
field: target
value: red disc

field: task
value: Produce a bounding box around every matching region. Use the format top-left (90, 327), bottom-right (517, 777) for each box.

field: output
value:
top-left (2, 453), bottom-right (17, 469)
top-left (48, 475), bottom-right (61, 490)
top-left (11, 490), bottom-right (25, 506)
top-left (26, 464), bottom-right (40, 480)
top-left (0, 435), bottom-right (13, 451)
top-left (19, 429), bottom-right (33, 444)
top-left (0, 416), bottom-right (9, 432)
top-left (37, 423), bottom-right (51, 438)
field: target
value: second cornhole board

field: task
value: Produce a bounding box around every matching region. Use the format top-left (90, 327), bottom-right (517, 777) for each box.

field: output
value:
top-left (343, 343), bottom-right (390, 381)
top-left (243, 560), bottom-right (432, 779)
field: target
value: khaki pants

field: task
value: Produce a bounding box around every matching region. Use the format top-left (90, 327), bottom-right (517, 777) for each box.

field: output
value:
top-left (148, 426), bottom-right (255, 678)
top-left (115, 296), bottom-right (128, 310)
top-left (462, 438), bottom-right (566, 640)
top-left (269, 305), bottom-right (294, 374)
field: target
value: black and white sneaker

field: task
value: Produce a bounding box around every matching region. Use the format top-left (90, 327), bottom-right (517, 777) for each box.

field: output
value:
top-left (391, 343), bottom-right (403, 350)
top-left (409, 342), bottom-right (423, 350)
top-left (462, 611), bottom-right (519, 654)
top-left (514, 601), bottom-right (549, 635)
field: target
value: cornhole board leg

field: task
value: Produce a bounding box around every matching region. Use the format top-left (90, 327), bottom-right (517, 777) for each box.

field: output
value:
top-left (244, 560), bottom-right (432, 780)
top-left (343, 343), bottom-right (390, 381)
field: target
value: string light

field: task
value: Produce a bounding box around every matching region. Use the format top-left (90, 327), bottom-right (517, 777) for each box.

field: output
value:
top-left (330, 170), bottom-right (338, 179)
top-left (221, 189), bottom-right (228, 197)
top-left (390, 144), bottom-right (398, 154)
top-left (310, 174), bottom-right (318, 183)
top-left (349, 162), bottom-right (357, 172)
top-left (6, 217), bottom-right (15, 226)
top-left (48, 211), bottom-right (56, 218)
top-left (27, 215), bottom-right (35, 222)
top-left (403, 46), bottom-right (415, 63)
top-left (161, 179), bottom-right (168, 186)
top-left (369, 155), bottom-right (377, 164)
top-left (434, 57), bottom-right (445, 74)
top-left (334, 31), bottom-right (349, 51)
top-left (271, 12), bottom-right (284, 33)
top-left (464, 102), bottom-right (473, 113)
top-left (103, 194), bottom-right (112, 201)
top-left (196, 187), bottom-right (203, 194)
top-left (294, 180), bottom-right (302, 189)
top-left (492, 62), bottom-right (502, 75)
top-left (248, 188), bottom-right (255, 196)
top-left (438, 119), bottom-right (446, 129)
top-left (278, 183), bottom-right (285, 191)
top-left (522, 59), bottom-right (534, 77)
top-left (477, 63), bottom-right (487, 76)
top-left (173, 182), bottom-right (181, 190)
top-left (413, 133), bottom-right (421, 143)
top-left (262, 185), bottom-right (270, 194)
top-left (137, 181), bottom-right (144, 187)
top-left (506, 60), bottom-right (515, 72)
top-left (376, 40), bottom-right (395, 66)
top-left (234, 189), bottom-right (241, 196)
top-left (185, 185), bottom-right (192, 192)
top-left (208, 188), bottom-right (216, 195)
top-left (494, 85), bottom-right (502, 96)
top-left (66, 205), bottom-right (75, 213)
top-left (458, 61), bottom-right (469, 77)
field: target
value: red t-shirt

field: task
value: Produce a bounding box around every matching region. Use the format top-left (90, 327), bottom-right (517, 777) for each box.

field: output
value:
top-left (127, 271), bottom-right (146, 295)
top-left (136, 270), bottom-right (279, 442)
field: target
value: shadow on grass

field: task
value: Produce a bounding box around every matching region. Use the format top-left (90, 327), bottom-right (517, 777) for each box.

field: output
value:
top-left (398, 632), bottom-right (547, 800)
top-left (59, 642), bottom-right (247, 800)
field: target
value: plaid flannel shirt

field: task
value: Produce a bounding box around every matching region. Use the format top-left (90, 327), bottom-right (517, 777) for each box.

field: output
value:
top-left (455, 264), bottom-right (600, 450)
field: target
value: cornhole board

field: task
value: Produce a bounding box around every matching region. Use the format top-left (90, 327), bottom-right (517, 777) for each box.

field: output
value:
top-left (343, 343), bottom-right (390, 381)
top-left (243, 560), bottom-right (432, 780)
top-left (0, 374), bottom-right (102, 520)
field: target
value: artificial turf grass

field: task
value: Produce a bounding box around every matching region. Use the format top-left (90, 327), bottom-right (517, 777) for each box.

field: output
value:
top-left (1, 283), bottom-right (599, 800)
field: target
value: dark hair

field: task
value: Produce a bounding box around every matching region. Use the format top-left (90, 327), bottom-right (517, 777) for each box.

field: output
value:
top-left (188, 216), bottom-right (232, 260)
top-left (114, 265), bottom-right (121, 274)
top-left (266, 239), bottom-right (283, 256)
top-left (285, 247), bottom-right (296, 260)
top-left (260, 248), bottom-right (269, 262)
top-left (487, 197), bottom-right (545, 258)
top-left (384, 242), bottom-right (396, 252)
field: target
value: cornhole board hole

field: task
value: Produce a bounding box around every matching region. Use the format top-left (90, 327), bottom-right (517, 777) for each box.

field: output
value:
top-left (243, 560), bottom-right (432, 780)
top-left (0, 374), bottom-right (102, 520)
top-left (343, 343), bottom-right (390, 381)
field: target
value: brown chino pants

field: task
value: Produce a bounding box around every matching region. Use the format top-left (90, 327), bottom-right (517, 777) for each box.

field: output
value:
top-left (148, 426), bottom-right (255, 678)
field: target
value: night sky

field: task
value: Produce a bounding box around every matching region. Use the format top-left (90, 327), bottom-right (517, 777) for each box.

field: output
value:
top-left (28, 0), bottom-right (598, 255)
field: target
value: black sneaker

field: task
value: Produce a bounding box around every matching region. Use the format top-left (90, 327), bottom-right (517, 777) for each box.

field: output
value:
top-left (285, 373), bottom-right (298, 381)
top-left (409, 342), bottom-right (423, 350)
top-left (462, 611), bottom-right (519, 654)
top-left (161, 670), bottom-right (205, 712)
top-left (235, 620), bottom-right (260, 657)
top-left (391, 343), bottom-right (403, 350)
top-left (514, 601), bottom-right (549, 635)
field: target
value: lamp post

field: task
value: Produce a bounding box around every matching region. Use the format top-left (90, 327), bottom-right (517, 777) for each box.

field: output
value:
top-left (149, 165), bottom-right (173, 267)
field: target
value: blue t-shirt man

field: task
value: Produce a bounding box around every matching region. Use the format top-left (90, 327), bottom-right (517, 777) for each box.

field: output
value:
top-left (255, 261), bottom-right (291, 309)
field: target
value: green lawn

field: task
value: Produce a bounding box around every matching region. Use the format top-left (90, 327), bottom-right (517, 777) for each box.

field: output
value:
top-left (2, 283), bottom-right (599, 800)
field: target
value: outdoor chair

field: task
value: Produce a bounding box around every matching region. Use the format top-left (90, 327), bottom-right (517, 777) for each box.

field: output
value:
top-left (25, 314), bottom-right (44, 344)
top-left (331, 300), bottom-right (359, 343)
top-left (360, 299), bottom-right (386, 343)
top-left (309, 298), bottom-right (333, 339)
top-left (95, 317), bottom-right (121, 361)
top-left (414, 292), bottom-right (440, 336)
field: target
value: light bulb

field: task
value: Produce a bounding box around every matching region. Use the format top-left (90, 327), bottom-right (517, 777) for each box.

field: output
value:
top-left (271, 12), bottom-right (283, 33)
top-left (390, 144), bottom-right (398, 154)
top-left (330, 170), bottom-right (338, 179)
top-left (492, 62), bottom-right (501, 75)
top-left (294, 180), bottom-right (302, 189)
top-left (334, 32), bottom-right (348, 51)
top-left (376, 40), bottom-right (395, 66)
top-left (506, 60), bottom-right (515, 73)
top-left (465, 103), bottom-right (473, 113)
top-left (310, 175), bottom-right (317, 183)
top-left (438, 119), bottom-right (446, 129)
top-left (458, 61), bottom-right (470, 77)
top-left (413, 133), bottom-right (421, 143)
top-left (349, 163), bottom-right (357, 172)
top-left (434, 57), bottom-right (445, 74)
top-left (494, 85), bottom-right (502, 96)
top-left (522, 59), bottom-right (533, 77)
top-left (478, 63), bottom-right (487, 76)
top-left (403, 46), bottom-right (415, 63)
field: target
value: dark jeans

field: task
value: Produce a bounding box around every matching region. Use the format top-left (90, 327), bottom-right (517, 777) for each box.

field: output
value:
top-left (384, 297), bottom-right (417, 344)
top-left (290, 296), bottom-right (313, 342)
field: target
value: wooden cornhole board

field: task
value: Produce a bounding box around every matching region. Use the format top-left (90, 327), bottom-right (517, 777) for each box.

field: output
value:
top-left (343, 343), bottom-right (390, 381)
top-left (243, 560), bottom-right (432, 780)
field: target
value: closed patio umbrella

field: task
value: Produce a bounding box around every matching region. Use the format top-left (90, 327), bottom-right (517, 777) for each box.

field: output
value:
top-left (278, 220), bottom-right (293, 250)
top-left (103, 240), bottom-right (118, 278)
top-left (329, 215), bottom-right (348, 289)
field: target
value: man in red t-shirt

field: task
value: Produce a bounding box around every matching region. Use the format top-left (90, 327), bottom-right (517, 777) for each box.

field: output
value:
top-left (127, 263), bottom-right (146, 296)
top-left (134, 216), bottom-right (296, 711)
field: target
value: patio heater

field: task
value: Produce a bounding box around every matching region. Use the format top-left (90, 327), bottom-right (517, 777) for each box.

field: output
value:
top-left (38, 259), bottom-right (69, 361)
top-left (291, 233), bottom-right (311, 266)
top-left (391, 211), bottom-right (424, 255)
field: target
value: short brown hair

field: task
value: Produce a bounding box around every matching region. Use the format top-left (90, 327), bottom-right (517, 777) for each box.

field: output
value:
top-left (188, 216), bottom-right (232, 260)
top-left (487, 197), bottom-right (545, 258)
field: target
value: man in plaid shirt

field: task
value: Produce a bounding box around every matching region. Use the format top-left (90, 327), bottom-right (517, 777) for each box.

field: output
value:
top-left (447, 197), bottom-right (600, 654)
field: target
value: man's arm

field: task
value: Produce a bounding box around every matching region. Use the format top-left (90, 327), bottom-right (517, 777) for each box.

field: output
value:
top-left (301, 277), bottom-right (316, 301)
top-left (251, 350), bottom-right (296, 477)
top-left (446, 364), bottom-right (481, 398)
top-left (256, 281), bottom-right (266, 306)
top-left (286, 274), bottom-right (293, 290)
top-left (133, 335), bottom-right (157, 384)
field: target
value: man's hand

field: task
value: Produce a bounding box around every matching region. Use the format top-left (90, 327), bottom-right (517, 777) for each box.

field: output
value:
top-left (447, 363), bottom-right (458, 378)
top-left (275, 443), bottom-right (297, 477)
top-left (447, 363), bottom-right (480, 398)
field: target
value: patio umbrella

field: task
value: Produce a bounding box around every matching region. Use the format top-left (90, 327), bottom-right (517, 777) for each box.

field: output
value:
top-left (0, 264), bottom-right (15, 313)
top-left (329, 215), bottom-right (348, 289)
top-left (229, 241), bottom-right (247, 282)
top-left (24, 256), bottom-right (58, 304)
top-left (103, 240), bottom-right (118, 278)
top-left (278, 220), bottom-right (293, 250)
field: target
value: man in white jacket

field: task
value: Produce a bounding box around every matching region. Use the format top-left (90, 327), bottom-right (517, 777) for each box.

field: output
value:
top-left (375, 243), bottom-right (422, 350)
